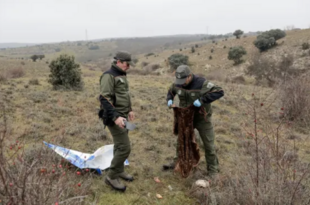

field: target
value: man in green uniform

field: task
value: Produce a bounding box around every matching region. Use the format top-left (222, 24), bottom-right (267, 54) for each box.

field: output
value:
top-left (163, 65), bottom-right (224, 177)
top-left (99, 51), bottom-right (135, 191)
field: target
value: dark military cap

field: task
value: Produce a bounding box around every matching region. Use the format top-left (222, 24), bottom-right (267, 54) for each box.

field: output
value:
top-left (175, 65), bottom-right (191, 84)
top-left (114, 51), bottom-right (135, 66)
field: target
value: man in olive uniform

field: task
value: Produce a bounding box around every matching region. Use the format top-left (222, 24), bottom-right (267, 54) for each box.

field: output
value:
top-left (99, 51), bottom-right (135, 191)
top-left (163, 65), bottom-right (224, 177)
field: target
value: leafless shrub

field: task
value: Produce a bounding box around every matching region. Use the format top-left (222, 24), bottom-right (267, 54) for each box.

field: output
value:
top-left (0, 73), bottom-right (7, 83)
top-left (141, 62), bottom-right (149, 67)
top-left (0, 104), bottom-right (92, 204)
top-left (231, 75), bottom-right (246, 84)
top-left (149, 63), bottom-right (160, 71)
top-left (207, 92), bottom-right (310, 205)
top-left (7, 67), bottom-right (25, 78)
top-left (29, 78), bottom-right (40, 85)
top-left (142, 63), bottom-right (160, 73)
top-left (279, 74), bottom-right (310, 130)
top-left (247, 52), bottom-right (306, 87)
top-left (246, 52), bottom-right (277, 87)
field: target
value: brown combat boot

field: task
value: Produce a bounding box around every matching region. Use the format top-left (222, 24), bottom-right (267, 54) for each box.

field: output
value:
top-left (119, 172), bottom-right (134, 181)
top-left (105, 176), bottom-right (126, 192)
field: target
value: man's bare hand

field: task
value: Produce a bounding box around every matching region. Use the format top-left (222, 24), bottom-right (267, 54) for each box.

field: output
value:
top-left (128, 111), bottom-right (135, 121)
top-left (114, 117), bottom-right (126, 128)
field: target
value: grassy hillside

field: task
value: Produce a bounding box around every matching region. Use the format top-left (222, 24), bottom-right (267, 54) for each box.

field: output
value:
top-left (0, 29), bottom-right (310, 204)
top-left (0, 34), bottom-right (219, 64)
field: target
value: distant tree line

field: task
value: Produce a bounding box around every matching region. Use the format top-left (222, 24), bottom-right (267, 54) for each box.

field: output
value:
top-left (30, 54), bottom-right (45, 62)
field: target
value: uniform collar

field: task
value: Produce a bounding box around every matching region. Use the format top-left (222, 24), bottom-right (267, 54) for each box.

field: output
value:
top-left (111, 63), bottom-right (127, 75)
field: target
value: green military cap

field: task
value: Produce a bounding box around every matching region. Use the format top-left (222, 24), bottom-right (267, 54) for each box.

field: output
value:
top-left (114, 51), bottom-right (135, 66)
top-left (175, 65), bottom-right (191, 84)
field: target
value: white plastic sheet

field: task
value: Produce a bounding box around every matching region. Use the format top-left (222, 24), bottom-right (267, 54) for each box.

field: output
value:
top-left (43, 141), bottom-right (129, 172)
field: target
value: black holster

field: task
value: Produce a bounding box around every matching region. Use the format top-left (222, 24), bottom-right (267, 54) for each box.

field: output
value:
top-left (98, 108), bottom-right (114, 126)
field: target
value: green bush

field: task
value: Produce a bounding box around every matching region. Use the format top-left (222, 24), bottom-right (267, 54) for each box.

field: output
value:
top-left (168, 53), bottom-right (189, 70)
top-left (145, 53), bottom-right (155, 57)
top-left (88, 45), bottom-right (99, 50)
top-left (191, 46), bottom-right (195, 53)
top-left (48, 54), bottom-right (83, 90)
top-left (254, 36), bottom-right (275, 52)
top-left (30, 55), bottom-right (44, 62)
top-left (38, 55), bottom-right (45, 60)
top-left (228, 46), bottom-right (247, 64)
top-left (254, 29), bottom-right (286, 51)
top-left (30, 55), bottom-right (38, 62)
top-left (233, 30), bottom-right (244, 39)
top-left (302, 42), bottom-right (309, 50)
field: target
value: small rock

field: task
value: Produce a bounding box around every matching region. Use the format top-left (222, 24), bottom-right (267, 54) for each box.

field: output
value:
top-left (195, 179), bottom-right (210, 188)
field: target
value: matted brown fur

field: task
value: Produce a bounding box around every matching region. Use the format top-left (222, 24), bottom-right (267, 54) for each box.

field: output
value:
top-left (173, 105), bottom-right (200, 178)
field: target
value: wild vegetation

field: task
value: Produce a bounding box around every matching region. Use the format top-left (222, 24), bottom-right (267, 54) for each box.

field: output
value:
top-left (48, 54), bottom-right (84, 90)
top-left (227, 46), bottom-right (247, 65)
top-left (253, 29), bottom-right (286, 52)
top-left (0, 28), bottom-right (309, 205)
top-left (233, 29), bottom-right (244, 39)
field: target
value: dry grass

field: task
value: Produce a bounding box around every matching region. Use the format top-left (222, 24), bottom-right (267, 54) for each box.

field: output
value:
top-left (7, 67), bottom-right (25, 78)
top-left (0, 104), bottom-right (93, 205)
top-left (279, 73), bottom-right (310, 133)
top-left (0, 29), bottom-right (309, 204)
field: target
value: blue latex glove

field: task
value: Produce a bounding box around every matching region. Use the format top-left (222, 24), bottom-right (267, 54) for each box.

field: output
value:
top-left (167, 100), bottom-right (173, 107)
top-left (193, 99), bottom-right (201, 107)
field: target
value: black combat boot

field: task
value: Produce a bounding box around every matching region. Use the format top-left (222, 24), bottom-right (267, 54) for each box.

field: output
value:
top-left (162, 161), bottom-right (176, 170)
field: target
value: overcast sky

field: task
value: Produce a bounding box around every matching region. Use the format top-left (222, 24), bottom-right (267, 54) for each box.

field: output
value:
top-left (0, 0), bottom-right (309, 43)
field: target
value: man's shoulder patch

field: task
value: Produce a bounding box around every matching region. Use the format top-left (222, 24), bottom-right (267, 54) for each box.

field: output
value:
top-left (116, 77), bottom-right (124, 83)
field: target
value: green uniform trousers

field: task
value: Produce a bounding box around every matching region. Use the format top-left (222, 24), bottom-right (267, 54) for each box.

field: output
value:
top-left (176, 112), bottom-right (219, 174)
top-left (107, 124), bottom-right (131, 179)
